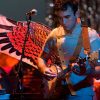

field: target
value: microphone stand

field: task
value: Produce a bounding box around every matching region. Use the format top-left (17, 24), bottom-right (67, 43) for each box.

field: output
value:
top-left (15, 14), bottom-right (32, 100)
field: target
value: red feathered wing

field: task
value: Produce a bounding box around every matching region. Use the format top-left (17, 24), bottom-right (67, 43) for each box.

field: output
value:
top-left (0, 20), bottom-right (51, 69)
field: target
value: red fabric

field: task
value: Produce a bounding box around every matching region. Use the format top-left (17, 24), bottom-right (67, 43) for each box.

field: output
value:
top-left (7, 21), bottom-right (51, 65)
top-left (1, 66), bottom-right (12, 74)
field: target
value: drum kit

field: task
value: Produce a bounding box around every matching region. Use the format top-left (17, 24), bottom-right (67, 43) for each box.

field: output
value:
top-left (0, 15), bottom-right (51, 99)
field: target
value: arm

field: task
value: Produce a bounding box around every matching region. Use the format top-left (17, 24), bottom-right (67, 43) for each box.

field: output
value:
top-left (37, 57), bottom-right (48, 74)
top-left (71, 30), bottom-right (100, 76)
top-left (37, 56), bottom-right (57, 79)
top-left (37, 36), bottom-right (57, 79)
top-left (84, 35), bottom-right (100, 78)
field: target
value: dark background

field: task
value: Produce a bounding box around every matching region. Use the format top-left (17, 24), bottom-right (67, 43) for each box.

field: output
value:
top-left (0, 0), bottom-right (47, 24)
top-left (0, 0), bottom-right (100, 32)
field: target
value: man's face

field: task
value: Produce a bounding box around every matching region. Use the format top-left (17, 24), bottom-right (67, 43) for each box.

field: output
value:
top-left (58, 6), bottom-right (77, 31)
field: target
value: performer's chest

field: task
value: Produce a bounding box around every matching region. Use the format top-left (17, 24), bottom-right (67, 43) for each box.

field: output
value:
top-left (57, 36), bottom-right (79, 56)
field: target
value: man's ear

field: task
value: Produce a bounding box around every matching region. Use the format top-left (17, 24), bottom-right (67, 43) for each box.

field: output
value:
top-left (75, 10), bottom-right (80, 18)
top-left (75, 10), bottom-right (81, 23)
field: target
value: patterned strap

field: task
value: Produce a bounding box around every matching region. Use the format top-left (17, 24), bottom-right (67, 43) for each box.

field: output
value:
top-left (82, 26), bottom-right (91, 54)
top-left (69, 33), bottom-right (83, 63)
top-left (70, 26), bottom-right (91, 63)
top-left (55, 26), bottom-right (90, 95)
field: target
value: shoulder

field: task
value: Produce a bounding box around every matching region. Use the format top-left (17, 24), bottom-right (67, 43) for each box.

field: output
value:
top-left (48, 25), bottom-right (64, 39)
top-left (48, 27), bottom-right (59, 38)
top-left (88, 27), bottom-right (100, 43)
top-left (43, 27), bottom-right (59, 46)
top-left (88, 27), bottom-right (100, 51)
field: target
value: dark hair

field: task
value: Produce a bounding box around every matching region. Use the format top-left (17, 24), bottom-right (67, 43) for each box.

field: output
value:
top-left (52, 0), bottom-right (79, 27)
top-left (61, 1), bottom-right (78, 14)
top-left (54, 1), bottom-right (79, 15)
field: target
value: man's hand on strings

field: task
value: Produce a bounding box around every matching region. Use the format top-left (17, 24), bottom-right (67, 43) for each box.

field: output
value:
top-left (71, 62), bottom-right (86, 75)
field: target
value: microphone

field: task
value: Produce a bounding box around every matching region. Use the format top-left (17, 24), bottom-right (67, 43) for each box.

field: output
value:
top-left (26, 9), bottom-right (37, 15)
